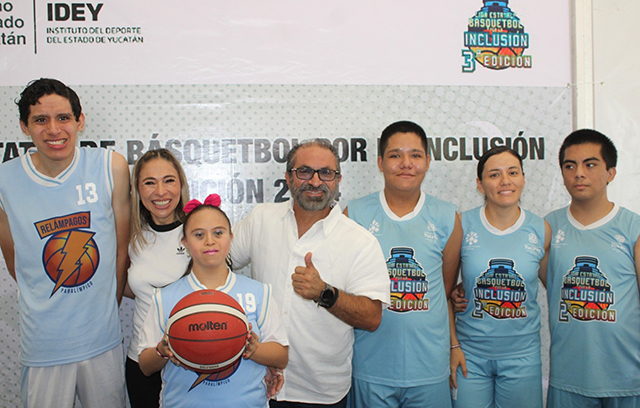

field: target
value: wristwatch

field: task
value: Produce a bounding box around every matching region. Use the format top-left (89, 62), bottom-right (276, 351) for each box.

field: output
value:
top-left (315, 282), bottom-right (339, 309)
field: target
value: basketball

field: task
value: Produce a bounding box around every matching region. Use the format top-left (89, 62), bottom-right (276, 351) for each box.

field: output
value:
top-left (166, 289), bottom-right (249, 373)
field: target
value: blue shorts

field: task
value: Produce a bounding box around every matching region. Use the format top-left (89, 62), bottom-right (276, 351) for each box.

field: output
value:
top-left (350, 377), bottom-right (451, 408)
top-left (547, 386), bottom-right (640, 408)
top-left (452, 350), bottom-right (542, 408)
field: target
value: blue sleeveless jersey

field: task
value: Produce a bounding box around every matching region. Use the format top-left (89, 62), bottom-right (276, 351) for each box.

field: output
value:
top-left (349, 191), bottom-right (456, 386)
top-left (546, 206), bottom-right (640, 397)
top-left (456, 206), bottom-right (544, 358)
top-left (154, 272), bottom-right (272, 408)
top-left (0, 147), bottom-right (121, 366)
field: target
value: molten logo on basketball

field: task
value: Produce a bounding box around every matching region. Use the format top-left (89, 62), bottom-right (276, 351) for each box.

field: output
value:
top-left (188, 321), bottom-right (228, 332)
top-left (36, 212), bottom-right (99, 297)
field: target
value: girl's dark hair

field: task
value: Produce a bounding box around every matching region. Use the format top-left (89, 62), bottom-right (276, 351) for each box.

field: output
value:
top-left (182, 204), bottom-right (233, 277)
top-left (477, 146), bottom-right (524, 180)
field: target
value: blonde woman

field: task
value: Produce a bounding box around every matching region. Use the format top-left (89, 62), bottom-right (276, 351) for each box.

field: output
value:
top-left (125, 149), bottom-right (190, 407)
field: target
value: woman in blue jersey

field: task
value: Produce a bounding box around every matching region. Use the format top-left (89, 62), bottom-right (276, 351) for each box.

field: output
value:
top-left (450, 146), bottom-right (551, 408)
top-left (125, 148), bottom-right (191, 408)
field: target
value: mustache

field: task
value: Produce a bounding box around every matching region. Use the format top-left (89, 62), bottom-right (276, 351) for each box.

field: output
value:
top-left (299, 184), bottom-right (330, 194)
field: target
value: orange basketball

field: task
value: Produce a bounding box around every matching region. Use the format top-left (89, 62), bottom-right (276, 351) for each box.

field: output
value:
top-left (166, 290), bottom-right (249, 374)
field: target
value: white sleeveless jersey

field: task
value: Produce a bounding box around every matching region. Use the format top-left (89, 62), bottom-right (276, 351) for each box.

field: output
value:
top-left (0, 147), bottom-right (121, 366)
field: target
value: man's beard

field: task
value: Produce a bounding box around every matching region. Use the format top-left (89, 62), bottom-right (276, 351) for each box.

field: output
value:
top-left (289, 181), bottom-right (339, 212)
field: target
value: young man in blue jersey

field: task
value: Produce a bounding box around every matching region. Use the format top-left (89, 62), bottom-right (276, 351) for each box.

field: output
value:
top-left (0, 78), bottom-right (131, 407)
top-left (345, 121), bottom-right (463, 407)
top-left (545, 129), bottom-right (640, 407)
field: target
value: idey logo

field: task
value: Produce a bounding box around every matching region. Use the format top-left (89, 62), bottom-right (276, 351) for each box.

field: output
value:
top-left (462, 0), bottom-right (532, 72)
top-left (47, 3), bottom-right (103, 21)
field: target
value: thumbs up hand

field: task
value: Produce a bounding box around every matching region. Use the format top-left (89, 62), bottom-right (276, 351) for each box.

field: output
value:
top-left (292, 252), bottom-right (326, 300)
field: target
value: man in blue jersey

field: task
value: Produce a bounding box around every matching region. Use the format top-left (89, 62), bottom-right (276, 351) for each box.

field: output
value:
top-left (345, 121), bottom-right (462, 408)
top-left (545, 129), bottom-right (640, 407)
top-left (0, 78), bottom-right (130, 407)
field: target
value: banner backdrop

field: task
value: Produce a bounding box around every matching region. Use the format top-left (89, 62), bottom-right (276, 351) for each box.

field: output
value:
top-left (0, 0), bottom-right (571, 405)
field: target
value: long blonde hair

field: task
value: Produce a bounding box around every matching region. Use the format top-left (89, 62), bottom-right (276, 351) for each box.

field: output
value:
top-left (130, 149), bottom-right (190, 254)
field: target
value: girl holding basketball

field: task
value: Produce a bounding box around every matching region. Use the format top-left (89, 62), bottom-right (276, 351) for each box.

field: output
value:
top-left (125, 149), bottom-right (191, 408)
top-left (138, 194), bottom-right (288, 408)
top-left (449, 146), bottom-right (551, 408)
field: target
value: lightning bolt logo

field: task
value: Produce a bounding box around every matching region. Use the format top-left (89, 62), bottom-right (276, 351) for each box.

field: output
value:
top-left (51, 230), bottom-right (95, 297)
top-left (189, 373), bottom-right (211, 391)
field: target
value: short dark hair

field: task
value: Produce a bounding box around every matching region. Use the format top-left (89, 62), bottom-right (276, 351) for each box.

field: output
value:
top-left (559, 129), bottom-right (617, 169)
top-left (286, 139), bottom-right (341, 174)
top-left (379, 121), bottom-right (428, 157)
top-left (16, 78), bottom-right (82, 124)
top-left (477, 146), bottom-right (524, 180)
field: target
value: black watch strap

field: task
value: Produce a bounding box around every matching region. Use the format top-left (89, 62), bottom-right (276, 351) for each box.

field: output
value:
top-left (315, 283), bottom-right (339, 309)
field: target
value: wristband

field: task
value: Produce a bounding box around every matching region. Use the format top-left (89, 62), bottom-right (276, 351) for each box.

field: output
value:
top-left (156, 345), bottom-right (169, 359)
top-left (450, 344), bottom-right (461, 350)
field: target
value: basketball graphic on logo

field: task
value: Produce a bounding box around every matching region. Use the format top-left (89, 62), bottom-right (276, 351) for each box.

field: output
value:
top-left (42, 230), bottom-right (99, 291)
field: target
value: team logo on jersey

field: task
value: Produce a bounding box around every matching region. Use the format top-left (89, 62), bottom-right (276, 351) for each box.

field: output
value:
top-left (465, 231), bottom-right (479, 246)
top-left (611, 235), bottom-right (626, 254)
top-left (553, 229), bottom-right (565, 245)
top-left (367, 219), bottom-right (380, 235)
top-left (472, 258), bottom-right (527, 319)
top-left (34, 211), bottom-right (100, 297)
top-left (387, 247), bottom-right (428, 312)
top-left (462, 0), bottom-right (532, 72)
top-left (524, 232), bottom-right (544, 257)
top-left (423, 221), bottom-right (439, 242)
top-left (559, 256), bottom-right (616, 323)
top-left (188, 359), bottom-right (241, 390)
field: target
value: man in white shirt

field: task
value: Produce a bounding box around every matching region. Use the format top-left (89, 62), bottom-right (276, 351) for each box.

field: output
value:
top-left (231, 139), bottom-right (390, 408)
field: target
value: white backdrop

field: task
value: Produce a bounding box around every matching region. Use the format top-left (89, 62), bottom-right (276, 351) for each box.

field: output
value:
top-left (592, 0), bottom-right (640, 215)
top-left (0, 0), bottom-right (574, 405)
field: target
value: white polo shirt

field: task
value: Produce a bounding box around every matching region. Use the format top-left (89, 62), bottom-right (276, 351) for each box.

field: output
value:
top-left (231, 201), bottom-right (390, 404)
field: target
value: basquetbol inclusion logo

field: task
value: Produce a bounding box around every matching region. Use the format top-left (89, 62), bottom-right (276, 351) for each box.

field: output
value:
top-left (471, 259), bottom-right (527, 319)
top-left (462, 0), bottom-right (532, 72)
top-left (559, 256), bottom-right (616, 323)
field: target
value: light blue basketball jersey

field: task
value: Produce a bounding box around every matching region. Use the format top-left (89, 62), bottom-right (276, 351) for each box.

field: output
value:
top-left (0, 147), bottom-right (121, 366)
top-left (154, 272), bottom-right (272, 408)
top-left (546, 205), bottom-right (640, 397)
top-left (349, 191), bottom-right (456, 387)
top-left (456, 206), bottom-right (544, 358)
